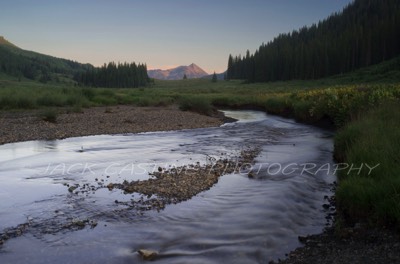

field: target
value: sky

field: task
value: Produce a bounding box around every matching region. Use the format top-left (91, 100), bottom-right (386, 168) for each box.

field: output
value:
top-left (0, 0), bottom-right (353, 73)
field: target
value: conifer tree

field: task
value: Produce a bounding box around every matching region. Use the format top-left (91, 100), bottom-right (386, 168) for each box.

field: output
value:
top-left (75, 61), bottom-right (149, 88)
top-left (212, 72), bottom-right (218, 82)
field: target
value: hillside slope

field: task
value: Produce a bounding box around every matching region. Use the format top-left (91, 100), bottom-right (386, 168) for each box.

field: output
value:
top-left (0, 36), bottom-right (18, 48)
top-left (0, 36), bottom-right (93, 82)
top-left (228, 0), bottom-right (400, 82)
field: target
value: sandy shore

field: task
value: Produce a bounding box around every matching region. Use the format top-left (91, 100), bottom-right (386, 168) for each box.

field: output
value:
top-left (0, 105), bottom-right (224, 145)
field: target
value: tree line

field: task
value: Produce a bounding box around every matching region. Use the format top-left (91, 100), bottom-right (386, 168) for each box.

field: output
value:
top-left (74, 61), bottom-right (149, 88)
top-left (0, 43), bottom-right (149, 88)
top-left (227, 0), bottom-right (400, 82)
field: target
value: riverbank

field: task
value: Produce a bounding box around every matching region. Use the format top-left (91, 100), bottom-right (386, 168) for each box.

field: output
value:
top-left (0, 105), bottom-right (224, 145)
top-left (277, 197), bottom-right (400, 263)
top-left (276, 101), bottom-right (400, 263)
top-left (277, 225), bottom-right (400, 264)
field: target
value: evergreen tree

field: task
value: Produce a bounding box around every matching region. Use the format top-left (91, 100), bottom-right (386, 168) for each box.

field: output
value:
top-left (183, 73), bottom-right (187, 80)
top-left (212, 72), bottom-right (218, 82)
top-left (227, 54), bottom-right (234, 80)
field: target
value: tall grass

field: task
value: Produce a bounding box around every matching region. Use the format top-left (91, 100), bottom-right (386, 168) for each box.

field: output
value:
top-left (0, 84), bottom-right (93, 110)
top-left (334, 102), bottom-right (400, 227)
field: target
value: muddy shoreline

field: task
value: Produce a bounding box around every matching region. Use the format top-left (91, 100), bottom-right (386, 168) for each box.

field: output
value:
top-left (0, 105), bottom-right (225, 145)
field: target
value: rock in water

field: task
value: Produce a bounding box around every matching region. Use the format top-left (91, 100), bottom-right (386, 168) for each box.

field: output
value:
top-left (138, 249), bottom-right (158, 261)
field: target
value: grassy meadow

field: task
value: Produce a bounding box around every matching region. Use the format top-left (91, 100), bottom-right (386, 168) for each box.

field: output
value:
top-left (1, 64), bottom-right (400, 229)
top-left (2, 75), bottom-right (400, 128)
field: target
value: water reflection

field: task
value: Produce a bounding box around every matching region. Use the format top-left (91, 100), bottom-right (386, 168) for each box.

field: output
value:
top-left (0, 111), bottom-right (335, 264)
top-left (221, 110), bottom-right (267, 123)
top-left (34, 140), bottom-right (59, 152)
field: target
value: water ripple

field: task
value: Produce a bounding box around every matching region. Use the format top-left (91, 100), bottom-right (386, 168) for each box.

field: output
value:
top-left (0, 111), bottom-right (335, 264)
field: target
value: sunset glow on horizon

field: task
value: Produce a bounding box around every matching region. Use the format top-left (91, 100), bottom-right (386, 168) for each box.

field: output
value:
top-left (1, 0), bottom-right (353, 73)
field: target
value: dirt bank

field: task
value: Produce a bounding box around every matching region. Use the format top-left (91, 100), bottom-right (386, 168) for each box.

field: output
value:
top-left (276, 225), bottom-right (400, 264)
top-left (0, 105), bottom-right (224, 145)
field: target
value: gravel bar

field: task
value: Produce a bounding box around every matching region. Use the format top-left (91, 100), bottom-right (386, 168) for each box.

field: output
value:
top-left (0, 105), bottom-right (224, 145)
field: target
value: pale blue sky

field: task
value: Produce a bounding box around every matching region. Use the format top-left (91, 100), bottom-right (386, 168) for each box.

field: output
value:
top-left (0, 0), bottom-right (353, 73)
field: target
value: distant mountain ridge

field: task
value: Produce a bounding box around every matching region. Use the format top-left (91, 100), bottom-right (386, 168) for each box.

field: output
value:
top-left (148, 63), bottom-right (208, 80)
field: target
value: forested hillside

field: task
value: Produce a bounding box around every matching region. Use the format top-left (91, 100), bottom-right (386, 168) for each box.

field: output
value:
top-left (0, 37), bottom-right (149, 88)
top-left (0, 37), bottom-right (92, 82)
top-left (227, 0), bottom-right (400, 82)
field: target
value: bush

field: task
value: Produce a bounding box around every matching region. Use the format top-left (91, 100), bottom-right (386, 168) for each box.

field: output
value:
top-left (40, 109), bottom-right (58, 123)
top-left (70, 104), bottom-right (83, 113)
top-left (92, 95), bottom-right (117, 105)
top-left (265, 97), bottom-right (291, 115)
top-left (0, 93), bottom-right (37, 110)
top-left (292, 100), bottom-right (312, 121)
top-left (81, 87), bottom-right (95, 100)
top-left (37, 94), bottom-right (65, 107)
top-left (179, 97), bottom-right (213, 116)
top-left (211, 96), bottom-right (241, 108)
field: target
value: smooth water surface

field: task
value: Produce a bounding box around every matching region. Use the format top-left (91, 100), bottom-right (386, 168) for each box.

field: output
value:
top-left (0, 111), bottom-right (336, 264)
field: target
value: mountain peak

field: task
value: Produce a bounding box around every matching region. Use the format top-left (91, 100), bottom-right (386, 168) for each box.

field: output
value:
top-left (0, 36), bottom-right (18, 48)
top-left (188, 63), bottom-right (202, 69)
top-left (148, 64), bottom-right (208, 80)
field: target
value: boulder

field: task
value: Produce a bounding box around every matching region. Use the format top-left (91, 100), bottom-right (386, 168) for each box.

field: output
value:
top-left (138, 249), bottom-right (158, 261)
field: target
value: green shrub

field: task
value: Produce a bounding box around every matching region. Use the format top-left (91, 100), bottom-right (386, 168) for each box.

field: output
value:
top-left (65, 94), bottom-right (84, 106)
top-left (70, 104), bottom-right (83, 113)
top-left (82, 87), bottom-right (95, 100)
top-left (292, 100), bottom-right (317, 122)
top-left (0, 93), bottom-right (37, 110)
top-left (264, 97), bottom-right (291, 115)
top-left (179, 96), bottom-right (213, 116)
top-left (37, 94), bottom-right (65, 107)
top-left (211, 96), bottom-right (241, 108)
top-left (39, 108), bottom-right (58, 123)
top-left (92, 95), bottom-right (117, 105)
top-left (154, 97), bottom-right (174, 107)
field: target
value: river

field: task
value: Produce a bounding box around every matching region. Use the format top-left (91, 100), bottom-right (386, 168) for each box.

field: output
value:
top-left (0, 110), bottom-right (336, 264)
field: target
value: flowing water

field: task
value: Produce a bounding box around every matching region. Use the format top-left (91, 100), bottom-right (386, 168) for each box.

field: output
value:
top-left (0, 111), bottom-right (336, 264)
